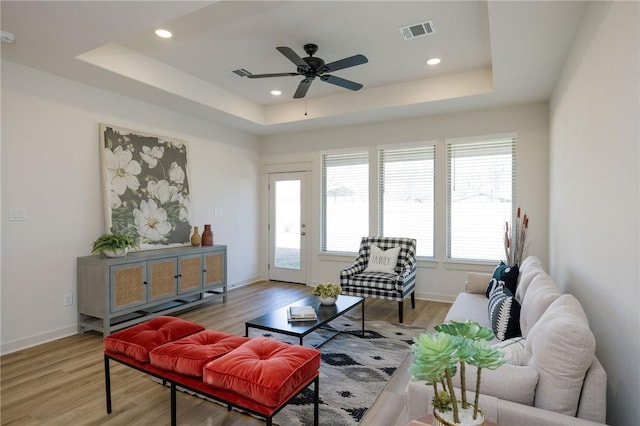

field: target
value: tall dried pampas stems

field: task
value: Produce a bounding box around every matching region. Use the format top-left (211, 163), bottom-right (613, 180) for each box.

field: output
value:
top-left (504, 207), bottom-right (529, 265)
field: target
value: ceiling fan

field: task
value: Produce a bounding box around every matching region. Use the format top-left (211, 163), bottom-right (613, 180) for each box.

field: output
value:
top-left (233, 43), bottom-right (368, 99)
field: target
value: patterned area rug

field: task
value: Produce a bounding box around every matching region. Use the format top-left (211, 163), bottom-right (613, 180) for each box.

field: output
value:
top-left (247, 317), bottom-right (424, 426)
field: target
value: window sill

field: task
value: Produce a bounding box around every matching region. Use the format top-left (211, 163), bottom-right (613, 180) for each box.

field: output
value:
top-left (443, 259), bottom-right (497, 272)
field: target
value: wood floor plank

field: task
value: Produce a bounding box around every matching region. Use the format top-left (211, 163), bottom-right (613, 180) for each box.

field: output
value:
top-left (0, 281), bottom-right (449, 425)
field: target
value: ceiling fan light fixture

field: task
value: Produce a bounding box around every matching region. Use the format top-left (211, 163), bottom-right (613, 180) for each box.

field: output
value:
top-left (154, 29), bottom-right (173, 39)
top-left (427, 58), bottom-right (441, 66)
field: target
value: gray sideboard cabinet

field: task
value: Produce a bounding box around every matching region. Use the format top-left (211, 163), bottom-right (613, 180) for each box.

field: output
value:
top-left (77, 245), bottom-right (227, 335)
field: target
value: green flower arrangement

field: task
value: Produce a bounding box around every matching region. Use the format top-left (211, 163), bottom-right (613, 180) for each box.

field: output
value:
top-left (91, 232), bottom-right (140, 256)
top-left (409, 320), bottom-right (505, 423)
top-left (312, 282), bottom-right (342, 298)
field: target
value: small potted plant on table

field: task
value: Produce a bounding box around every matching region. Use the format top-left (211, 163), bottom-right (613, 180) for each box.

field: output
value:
top-left (312, 282), bottom-right (342, 305)
top-left (91, 232), bottom-right (140, 258)
top-left (410, 320), bottom-right (505, 426)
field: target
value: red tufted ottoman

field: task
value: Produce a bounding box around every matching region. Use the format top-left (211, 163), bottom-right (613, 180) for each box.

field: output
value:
top-left (103, 316), bottom-right (321, 426)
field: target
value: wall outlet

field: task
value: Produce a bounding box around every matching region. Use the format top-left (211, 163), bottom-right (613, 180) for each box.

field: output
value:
top-left (64, 293), bottom-right (73, 306)
top-left (214, 208), bottom-right (223, 216)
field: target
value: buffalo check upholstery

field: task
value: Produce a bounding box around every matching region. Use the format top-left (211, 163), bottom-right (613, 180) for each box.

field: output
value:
top-left (340, 237), bottom-right (417, 323)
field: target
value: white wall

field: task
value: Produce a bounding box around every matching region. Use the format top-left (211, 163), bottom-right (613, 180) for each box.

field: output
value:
top-left (549, 2), bottom-right (639, 425)
top-left (1, 61), bottom-right (262, 354)
top-left (261, 102), bottom-right (550, 301)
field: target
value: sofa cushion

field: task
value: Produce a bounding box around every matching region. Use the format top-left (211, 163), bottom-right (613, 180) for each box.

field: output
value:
top-left (525, 294), bottom-right (596, 416)
top-left (485, 262), bottom-right (520, 297)
top-left (149, 330), bottom-right (250, 377)
top-left (364, 244), bottom-right (400, 273)
top-left (445, 292), bottom-right (493, 336)
top-left (103, 316), bottom-right (204, 363)
top-left (514, 263), bottom-right (546, 303)
top-left (518, 256), bottom-right (543, 275)
top-left (454, 363), bottom-right (538, 406)
top-left (519, 273), bottom-right (561, 337)
top-left (488, 284), bottom-right (522, 341)
top-left (203, 337), bottom-right (321, 408)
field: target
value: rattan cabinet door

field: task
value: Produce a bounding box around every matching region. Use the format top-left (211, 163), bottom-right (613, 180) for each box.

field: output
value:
top-left (110, 262), bottom-right (147, 312)
top-left (203, 251), bottom-right (225, 289)
top-left (147, 258), bottom-right (178, 302)
top-left (178, 254), bottom-right (203, 294)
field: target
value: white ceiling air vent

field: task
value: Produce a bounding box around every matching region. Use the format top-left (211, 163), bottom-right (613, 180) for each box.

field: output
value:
top-left (399, 20), bottom-right (435, 41)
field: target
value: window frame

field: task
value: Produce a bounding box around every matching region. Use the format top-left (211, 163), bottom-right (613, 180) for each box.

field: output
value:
top-left (320, 148), bottom-right (370, 254)
top-left (377, 142), bottom-right (436, 259)
top-left (445, 134), bottom-right (517, 263)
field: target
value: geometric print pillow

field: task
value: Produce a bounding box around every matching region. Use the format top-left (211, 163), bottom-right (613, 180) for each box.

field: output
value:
top-left (488, 283), bottom-right (522, 341)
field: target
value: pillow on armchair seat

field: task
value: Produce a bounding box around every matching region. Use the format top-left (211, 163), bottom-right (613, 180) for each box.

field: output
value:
top-left (363, 244), bottom-right (400, 273)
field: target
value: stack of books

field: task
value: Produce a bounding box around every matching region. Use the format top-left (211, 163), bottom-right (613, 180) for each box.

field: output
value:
top-left (287, 305), bottom-right (317, 322)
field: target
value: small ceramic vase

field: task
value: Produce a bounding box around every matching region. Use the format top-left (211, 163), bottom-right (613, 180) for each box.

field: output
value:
top-left (202, 224), bottom-right (214, 246)
top-left (318, 296), bottom-right (337, 305)
top-left (191, 226), bottom-right (201, 247)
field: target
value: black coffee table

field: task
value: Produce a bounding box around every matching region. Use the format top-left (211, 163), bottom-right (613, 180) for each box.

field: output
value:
top-left (244, 295), bottom-right (364, 348)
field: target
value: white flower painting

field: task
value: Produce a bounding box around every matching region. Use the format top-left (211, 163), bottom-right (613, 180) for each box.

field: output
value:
top-left (100, 124), bottom-right (193, 249)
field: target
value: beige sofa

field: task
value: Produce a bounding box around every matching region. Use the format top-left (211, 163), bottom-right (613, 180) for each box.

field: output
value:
top-left (406, 256), bottom-right (607, 426)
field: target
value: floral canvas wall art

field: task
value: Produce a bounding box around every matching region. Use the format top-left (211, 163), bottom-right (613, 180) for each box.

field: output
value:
top-left (99, 124), bottom-right (193, 250)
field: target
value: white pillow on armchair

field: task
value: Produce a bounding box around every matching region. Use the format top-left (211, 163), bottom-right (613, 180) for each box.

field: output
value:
top-left (364, 244), bottom-right (400, 273)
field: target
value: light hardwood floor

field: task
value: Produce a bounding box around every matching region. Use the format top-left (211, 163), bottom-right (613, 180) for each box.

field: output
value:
top-left (0, 281), bottom-right (450, 426)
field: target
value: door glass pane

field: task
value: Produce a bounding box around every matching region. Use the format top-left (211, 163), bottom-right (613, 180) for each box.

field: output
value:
top-left (274, 180), bottom-right (300, 269)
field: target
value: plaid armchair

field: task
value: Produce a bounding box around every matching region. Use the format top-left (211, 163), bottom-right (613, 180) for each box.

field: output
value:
top-left (340, 237), bottom-right (417, 323)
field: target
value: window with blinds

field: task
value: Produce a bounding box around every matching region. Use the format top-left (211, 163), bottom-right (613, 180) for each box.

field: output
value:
top-left (379, 145), bottom-right (435, 257)
top-left (447, 137), bottom-right (516, 261)
top-left (321, 151), bottom-right (369, 253)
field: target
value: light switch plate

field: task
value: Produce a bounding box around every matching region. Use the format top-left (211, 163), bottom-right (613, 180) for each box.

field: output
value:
top-left (10, 208), bottom-right (26, 221)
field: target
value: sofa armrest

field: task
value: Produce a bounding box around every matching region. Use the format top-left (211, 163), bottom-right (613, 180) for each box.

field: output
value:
top-left (340, 262), bottom-right (365, 278)
top-left (406, 381), bottom-right (606, 426)
top-left (465, 272), bottom-right (492, 294)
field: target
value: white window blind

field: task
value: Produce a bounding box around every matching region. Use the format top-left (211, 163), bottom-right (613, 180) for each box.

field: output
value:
top-left (321, 151), bottom-right (369, 252)
top-left (379, 146), bottom-right (435, 257)
top-left (447, 137), bottom-right (516, 261)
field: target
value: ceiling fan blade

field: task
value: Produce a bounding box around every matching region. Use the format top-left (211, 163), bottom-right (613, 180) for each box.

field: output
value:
top-left (323, 54), bottom-right (368, 73)
top-left (320, 75), bottom-right (363, 91)
top-left (293, 78), bottom-right (314, 98)
top-left (245, 72), bottom-right (299, 79)
top-left (276, 46), bottom-right (308, 68)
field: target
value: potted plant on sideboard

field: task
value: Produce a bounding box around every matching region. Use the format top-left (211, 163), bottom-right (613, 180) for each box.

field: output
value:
top-left (91, 232), bottom-right (140, 258)
top-left (410, 320), bottom-right (505, 426)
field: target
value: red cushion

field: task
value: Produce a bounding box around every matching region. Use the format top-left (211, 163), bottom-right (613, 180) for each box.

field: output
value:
top-left (104, 316), bottom-right (204, 363)
top-left (149, 330), bottom-right (250, 377)
top-left (202, 337), bottom-right (321, 407)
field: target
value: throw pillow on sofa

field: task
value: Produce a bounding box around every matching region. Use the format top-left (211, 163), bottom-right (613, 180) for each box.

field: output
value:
top-left (492, 336), bottom-right (527, 365)
top-left (525, 294), bottom-right (596, 417)
top-left (488, 284), bottom-right (522, 341)
top-left (485, 261), bottom-right (520, 297)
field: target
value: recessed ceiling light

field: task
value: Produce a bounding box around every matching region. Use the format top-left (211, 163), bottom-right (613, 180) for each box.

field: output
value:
top-left (270, 90), bottom-right (282, 96)
top-left (155, 29), bottom-right (172, 39)
top-left (427, 58), bottom-right (441, 66)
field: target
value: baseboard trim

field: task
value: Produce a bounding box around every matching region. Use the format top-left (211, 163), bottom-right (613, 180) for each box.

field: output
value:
top-left (414, 291), bottom-right (456, 304)
top-left (1, 324), bottom-right (78, 356)
top-left (228, 276), bottom-right (264, 289)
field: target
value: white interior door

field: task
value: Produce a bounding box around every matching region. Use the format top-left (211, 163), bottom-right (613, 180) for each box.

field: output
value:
top-left (268, 172), bottom-right (307, 283)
